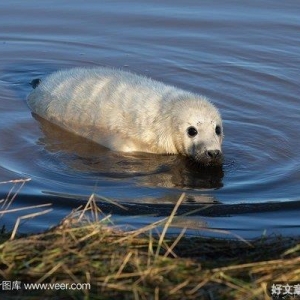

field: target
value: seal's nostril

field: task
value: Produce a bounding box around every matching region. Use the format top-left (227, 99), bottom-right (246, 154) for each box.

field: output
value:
top-left (207, 150), bottom-right (221, 159)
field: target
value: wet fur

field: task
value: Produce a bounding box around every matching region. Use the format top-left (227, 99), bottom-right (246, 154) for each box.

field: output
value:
top-left (27, 67), bottom-right (223, 163)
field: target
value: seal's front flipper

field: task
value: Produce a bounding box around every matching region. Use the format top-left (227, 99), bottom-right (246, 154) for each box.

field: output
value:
top-left (30, 78), bottom-right (41, 89)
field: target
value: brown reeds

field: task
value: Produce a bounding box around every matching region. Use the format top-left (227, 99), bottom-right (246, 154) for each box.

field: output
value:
top-left (0, 188), bottom-right (299, 299)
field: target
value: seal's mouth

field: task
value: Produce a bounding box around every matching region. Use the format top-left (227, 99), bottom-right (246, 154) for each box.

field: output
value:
top-left (188, 151), bottom-right (223, 168)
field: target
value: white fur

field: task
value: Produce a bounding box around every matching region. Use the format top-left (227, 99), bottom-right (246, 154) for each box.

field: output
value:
top-left (27, 67), bottom-right (223, 162)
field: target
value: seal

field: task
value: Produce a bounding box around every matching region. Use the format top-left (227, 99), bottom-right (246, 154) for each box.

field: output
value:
top-left (27, 67), bottom-right (223, 165)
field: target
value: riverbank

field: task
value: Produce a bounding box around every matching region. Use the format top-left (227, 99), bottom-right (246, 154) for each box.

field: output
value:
top-left (0, 195), bottom-right (299, 299)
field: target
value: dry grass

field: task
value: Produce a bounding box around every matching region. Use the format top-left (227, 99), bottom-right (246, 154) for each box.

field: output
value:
top-left (0, 186), bottom-right (299, 299)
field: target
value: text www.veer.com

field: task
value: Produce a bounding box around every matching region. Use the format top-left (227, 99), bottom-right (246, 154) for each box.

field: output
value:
top-left (23, 282), bottom-right (91, 290)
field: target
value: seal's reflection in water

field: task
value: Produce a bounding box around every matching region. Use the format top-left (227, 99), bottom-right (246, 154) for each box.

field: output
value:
top-left (34, 114), bottom-right (224, 192)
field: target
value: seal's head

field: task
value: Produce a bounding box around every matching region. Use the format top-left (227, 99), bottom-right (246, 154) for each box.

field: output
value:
top-left (172, 97), bottom-right (223, 166)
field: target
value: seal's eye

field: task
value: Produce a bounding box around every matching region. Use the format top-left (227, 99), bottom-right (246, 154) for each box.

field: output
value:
top-left (215, 125), bottom-right (222, 136)
top-left (187, 126), bottom-right (198, 138)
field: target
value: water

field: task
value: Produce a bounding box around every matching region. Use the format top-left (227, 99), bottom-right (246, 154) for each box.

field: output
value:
top-left (0, 0), bottom-right (299, 239)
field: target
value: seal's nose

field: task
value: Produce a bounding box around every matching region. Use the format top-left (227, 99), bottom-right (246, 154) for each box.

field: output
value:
top-left (206, 150), bottom-right (221, 159)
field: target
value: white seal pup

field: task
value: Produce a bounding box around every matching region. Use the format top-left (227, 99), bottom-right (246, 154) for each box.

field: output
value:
top-left (27, 67), bottom-right (223, 166)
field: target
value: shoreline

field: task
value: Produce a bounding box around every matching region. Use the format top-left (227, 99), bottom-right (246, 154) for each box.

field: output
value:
top-left (1, 195), bottom-right (299, 299)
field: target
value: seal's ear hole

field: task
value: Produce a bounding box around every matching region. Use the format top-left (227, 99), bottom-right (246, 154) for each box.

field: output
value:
top-left (215, 125), bottom-right (222, 136)
top-left (187, 126), bottom-right (198, 138)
